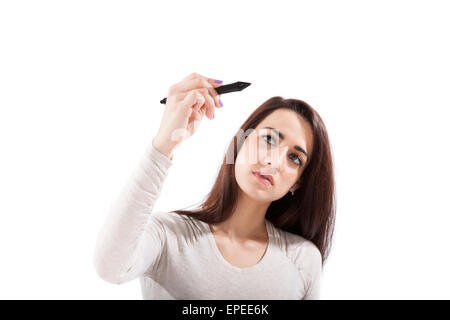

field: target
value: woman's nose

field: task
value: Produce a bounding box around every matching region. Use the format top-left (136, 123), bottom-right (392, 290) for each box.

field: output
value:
top-left (262, 148), bottom-right (285, 172)
top-left (264, 146), bottom-right (290, 170)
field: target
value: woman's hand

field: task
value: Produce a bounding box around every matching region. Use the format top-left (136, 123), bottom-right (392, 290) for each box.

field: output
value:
top-left (152, 72), bottom-right (223, 157)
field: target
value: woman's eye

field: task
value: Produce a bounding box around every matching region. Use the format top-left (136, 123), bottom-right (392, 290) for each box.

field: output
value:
top-left (263, 135), bottom-right (303, 167)
top-left (262, 134), bottom-right (275, 145)
top-left (291, 154), bottom-right (303, 166)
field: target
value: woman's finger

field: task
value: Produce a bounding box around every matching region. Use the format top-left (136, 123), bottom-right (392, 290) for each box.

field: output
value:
top-left (192, 90), bottom-right (205, 112)
top-left (181, 72), bottom-right (222, 88)
top-left (176, 78), bottom-right (221, 109)
top-left (192, 88), bottom-right (215, 120)
top-left (200, 89), bottom-right (216, 120)
top-left (174, 73), bottom-right (222, 108)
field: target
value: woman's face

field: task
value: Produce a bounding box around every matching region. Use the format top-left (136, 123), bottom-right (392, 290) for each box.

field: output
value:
top-left (234, 109), bottom-right (314, 202)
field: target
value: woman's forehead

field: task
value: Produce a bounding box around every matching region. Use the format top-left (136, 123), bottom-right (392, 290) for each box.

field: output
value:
top-left (258, 109), bottom-right (303, 128)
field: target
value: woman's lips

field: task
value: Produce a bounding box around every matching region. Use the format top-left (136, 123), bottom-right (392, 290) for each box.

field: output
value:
top-left (252, 172), bottom-right (273, 187)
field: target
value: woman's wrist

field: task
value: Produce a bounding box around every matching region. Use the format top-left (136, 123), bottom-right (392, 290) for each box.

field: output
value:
top-left (152, 137), bottom-right (176, 160)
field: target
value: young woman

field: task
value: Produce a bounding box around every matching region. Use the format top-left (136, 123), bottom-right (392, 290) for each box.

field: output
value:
top-left (94, 72), bottom-right (336, 300)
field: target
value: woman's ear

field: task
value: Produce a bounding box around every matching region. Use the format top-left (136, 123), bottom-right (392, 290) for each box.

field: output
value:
top-left (290, 182), bottom-right (301, 193)
top-left (294, 179), bottom-right (302, 191)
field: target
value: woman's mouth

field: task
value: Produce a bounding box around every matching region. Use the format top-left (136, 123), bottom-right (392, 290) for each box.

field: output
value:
top-left (252, 172), bottom-right (273, 187)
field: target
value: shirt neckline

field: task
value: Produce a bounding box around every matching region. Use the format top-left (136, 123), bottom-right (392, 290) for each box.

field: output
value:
top-left (203, 218), bottom-right (273, 273)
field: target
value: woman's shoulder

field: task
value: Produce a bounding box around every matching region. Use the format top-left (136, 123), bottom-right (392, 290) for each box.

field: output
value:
top-left (149, 210), bottom-right (194, 227)
top-left (268, 221), bottom-right (321, 267)
top-left (149, 210), bottom-right (207, 239)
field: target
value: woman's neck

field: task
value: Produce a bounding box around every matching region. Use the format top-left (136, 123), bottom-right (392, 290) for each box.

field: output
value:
top-left (211, 191), bottom-right (270, 243)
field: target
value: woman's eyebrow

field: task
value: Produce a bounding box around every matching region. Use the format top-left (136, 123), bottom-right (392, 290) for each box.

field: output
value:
top-left (263, 127), bottom-right (308, 159)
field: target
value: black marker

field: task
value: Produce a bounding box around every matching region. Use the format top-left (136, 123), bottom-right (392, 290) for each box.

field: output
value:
top-left (159, 81), bottom-right (251, 104)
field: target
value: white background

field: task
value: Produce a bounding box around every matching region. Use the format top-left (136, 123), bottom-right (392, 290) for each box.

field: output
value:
top-left (1, 0), bottom-right (449, 299)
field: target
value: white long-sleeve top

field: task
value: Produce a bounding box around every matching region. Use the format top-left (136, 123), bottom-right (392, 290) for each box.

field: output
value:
top-left (93, 141), bottom-right (322, 300)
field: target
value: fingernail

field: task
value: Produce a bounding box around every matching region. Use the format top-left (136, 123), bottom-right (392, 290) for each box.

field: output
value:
top-left (219, 99), bottom-right (223, 107)
top-left (214, 79), bottom-right (223, 84)
top-left (213, 113), bottom-right (215, 119)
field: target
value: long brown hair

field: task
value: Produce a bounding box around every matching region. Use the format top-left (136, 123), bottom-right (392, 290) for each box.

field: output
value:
top-left (172, 96), bottom-right (336, 266)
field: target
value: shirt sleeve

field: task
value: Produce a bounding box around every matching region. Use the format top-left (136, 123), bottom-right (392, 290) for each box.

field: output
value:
top-left (297, 241), bottom-right (323, 300)
top-left (93, 140), bottom-right (173, 284)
